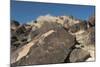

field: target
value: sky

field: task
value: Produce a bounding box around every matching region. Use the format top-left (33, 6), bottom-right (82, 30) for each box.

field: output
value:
top-left (11, 1), bottom-right (95, 23)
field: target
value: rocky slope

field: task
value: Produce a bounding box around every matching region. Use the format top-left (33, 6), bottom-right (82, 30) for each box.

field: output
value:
top-left (11, 15), bottom-right (95, 66)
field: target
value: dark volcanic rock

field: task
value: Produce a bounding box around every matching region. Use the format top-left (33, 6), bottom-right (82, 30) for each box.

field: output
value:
top-left (69, 49), bottom-right (90, 62)
top-left (88, 15), bottom-right (95, 27)
top-left (13, 27), bottom-right (75, 66)
top-left (11, 20), bottom-right (20, 27)
top-left (16, 25), bottom-right (26, 35)
top-left (11, 24), bottom-right (29, 51)
top-left (11, 20), bottom-right (20, 31)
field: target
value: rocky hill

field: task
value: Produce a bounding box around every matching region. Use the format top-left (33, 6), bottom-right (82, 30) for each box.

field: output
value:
top-left (11, 15), bottom-right (95, 66)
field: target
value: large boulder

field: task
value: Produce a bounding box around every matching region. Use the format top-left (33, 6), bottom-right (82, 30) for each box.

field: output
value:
top-left (11, 26), bottom-right (75, 66)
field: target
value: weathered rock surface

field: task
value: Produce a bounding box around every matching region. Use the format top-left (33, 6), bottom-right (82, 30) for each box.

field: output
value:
top-left (68, 18), bottom-right (95, 62)
top-left (68, 22), bottom-right (87, 35)
top-left (69, 49), bottom-right (90, 62)
top-left (88, 15), bottom-right (95, 27)
top-left (11, 27), bottom-right (75, 66)
top-left (11, 15), bottom-right (95, 66)
top-left (75, 27), bottom-right (95, 46)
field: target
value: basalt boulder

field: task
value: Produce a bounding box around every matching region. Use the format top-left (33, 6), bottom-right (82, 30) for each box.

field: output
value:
top-left (12, 26), bottom-right (75, 66)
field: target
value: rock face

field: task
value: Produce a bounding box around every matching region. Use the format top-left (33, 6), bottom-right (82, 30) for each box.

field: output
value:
top-left (68, 22), bottom-right (87, 35)
top-left (11, 15), bottom-right (95, 66)
top-left (69, 49), bottom-right (90, 62)
top-left (88, 15), bottom-right (95, 27)
top-left (76, 27), bottom-right (95, 46)
top-left (12, 28), bottom-right (75, 66)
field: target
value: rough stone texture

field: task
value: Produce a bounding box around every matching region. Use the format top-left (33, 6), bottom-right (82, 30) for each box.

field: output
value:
top-left (68, 22), bottom-right (87, 34)
top-left (11, 15), bottom-right (95, 66)
top-left (74, 27), bottom-right (95, 62)
top-left (88, 15), bottom-right (95, 27)
top-left (12, 27), bottom-right (75, 66)
top-left (76, 27), bottom-right (95, 46)
top-left (11, 21), bottom-right (39, 52)
top-left (69, 49), bottom-right (90, 62)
